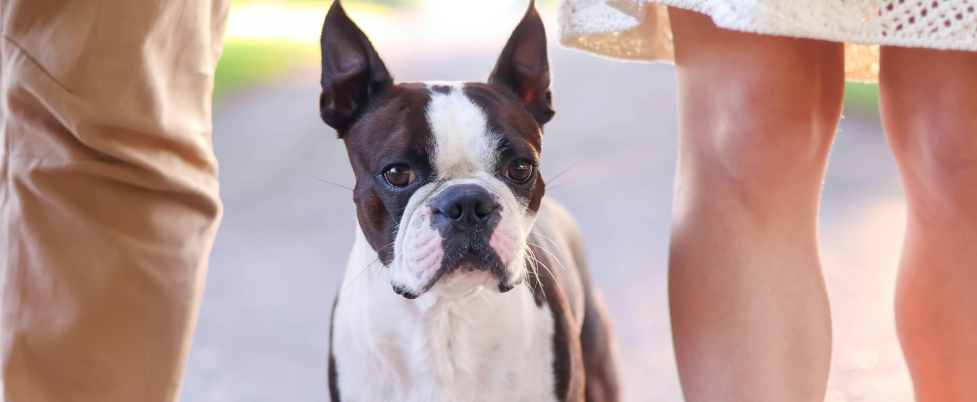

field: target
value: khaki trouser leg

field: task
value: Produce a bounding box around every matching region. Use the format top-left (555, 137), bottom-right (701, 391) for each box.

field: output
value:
top-left (0, 0), bottom-right (229, 400)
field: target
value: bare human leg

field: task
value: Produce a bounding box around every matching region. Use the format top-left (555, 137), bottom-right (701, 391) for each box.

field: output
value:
top-left (880, 46), bottom-right (977, 402)
top-left (667, 8), bottom-right (844, 401)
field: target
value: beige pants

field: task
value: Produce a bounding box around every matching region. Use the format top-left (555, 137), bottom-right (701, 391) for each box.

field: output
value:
top-left (0, 0), bottom-right (229, 400)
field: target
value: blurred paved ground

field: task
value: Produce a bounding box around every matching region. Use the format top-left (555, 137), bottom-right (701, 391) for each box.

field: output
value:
top-left (181, 38), bottom-right (914, 402)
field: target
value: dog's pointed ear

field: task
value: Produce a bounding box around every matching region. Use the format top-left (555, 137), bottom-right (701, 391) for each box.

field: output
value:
top-left (488, 1), bottom-right (554, 126)
top-left (319, 0), bottom-right (392, 135)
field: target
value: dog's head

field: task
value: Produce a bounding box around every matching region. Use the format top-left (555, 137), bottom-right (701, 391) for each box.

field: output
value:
top-left (319, 1), bottom-right (553, 299)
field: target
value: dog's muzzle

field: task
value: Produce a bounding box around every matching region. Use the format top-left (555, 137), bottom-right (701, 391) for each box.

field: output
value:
top-left (429, 184), bottom-right (508, 280)
top-left (393, 183), bottom-right (524, 299)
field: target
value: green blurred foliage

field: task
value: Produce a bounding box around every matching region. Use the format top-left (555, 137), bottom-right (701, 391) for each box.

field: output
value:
top-left (843, 82), bottom-right (880, 114)
top-left (213, 39), bottom-right (318, 102)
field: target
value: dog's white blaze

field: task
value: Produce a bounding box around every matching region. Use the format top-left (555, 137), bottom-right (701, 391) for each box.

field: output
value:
top-left (333, 228), bottom-right (558, 402)
top-left (426, 82), bottom-right (500, 179)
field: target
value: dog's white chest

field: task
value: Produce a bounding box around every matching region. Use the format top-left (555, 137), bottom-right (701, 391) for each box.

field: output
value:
top-left (331, 236), bottom-right (558, 402)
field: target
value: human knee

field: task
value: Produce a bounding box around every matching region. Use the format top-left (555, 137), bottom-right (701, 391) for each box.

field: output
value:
top-left (692, 75), bottom-right (839, 187)
top-left (880, 47), bottom-right (977, 212)
top-left (903, 128), bottom-right (977, 209)
top-left (685, 110), bottom-right (835, 209)
top-left (674, 36), bottom-right (843, 210)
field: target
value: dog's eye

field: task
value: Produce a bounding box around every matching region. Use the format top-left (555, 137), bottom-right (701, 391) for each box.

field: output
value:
top-left (505, 160), bottom-right (533, 183)
top-left (384, 164), bottom-right (414, 187)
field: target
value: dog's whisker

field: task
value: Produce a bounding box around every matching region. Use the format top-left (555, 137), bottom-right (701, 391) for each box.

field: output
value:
top-left (374, 260), bottom-right (384, 288)
top-left (546, 176), bottom-right (583, 191)
top-left (341, 238), bottom-right (396, 295)
top-left (441, 299), bottom-right (456, 338)
top-left (524, 265), bottom-right (537, 296)
top-left (526, 243), bottom-right (566, 300)
top-left (498, 242), bottom-right (535, 297)
top-left (527, 242), bottom-right (567, 271)
top-left (530, 231), bottom-right (565, 257)
top-left (480, 292), bottom-right (494, 308)
top-left (528, 250), bottom-right (568, 305)
top-left (374, 241), bottom-right (396, 253)
top-left (461, 295), bottom-right (491, 312)
top-left (518, 246), bottom-right (540, 296)
top-left (525, 247), bottom-right (548, 305)
top-left (305, 172), bottom-right (354, 192)
top-left (543, 154), bottom-right (589, 188)
top-left (340, 256), bottom-right (382, 295)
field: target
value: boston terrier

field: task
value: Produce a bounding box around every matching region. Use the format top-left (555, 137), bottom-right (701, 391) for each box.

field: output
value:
top-left (319, 1), bottom-right (620, 401)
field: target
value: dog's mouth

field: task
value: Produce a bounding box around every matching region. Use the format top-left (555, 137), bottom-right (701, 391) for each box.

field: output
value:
top-left (393, 245), bottom-right (521, 299)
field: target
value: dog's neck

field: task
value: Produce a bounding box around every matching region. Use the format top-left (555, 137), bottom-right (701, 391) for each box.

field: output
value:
top-left (331, 226), bottom-right (557, 402)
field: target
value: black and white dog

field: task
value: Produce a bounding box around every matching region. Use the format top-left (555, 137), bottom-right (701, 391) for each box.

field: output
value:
top-left (319, 2), bottom-right (619, 401)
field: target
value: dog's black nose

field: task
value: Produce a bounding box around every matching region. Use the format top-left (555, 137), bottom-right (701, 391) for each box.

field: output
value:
top-left (435, 184), bottom-right (498, 229)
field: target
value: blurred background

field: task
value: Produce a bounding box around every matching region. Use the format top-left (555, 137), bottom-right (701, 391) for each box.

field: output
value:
top-left (182, 0), bottom-right (912, 401)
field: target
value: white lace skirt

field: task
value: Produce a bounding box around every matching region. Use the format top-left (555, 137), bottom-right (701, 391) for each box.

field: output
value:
top-left (558, 0), bottom-right (977, 81)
